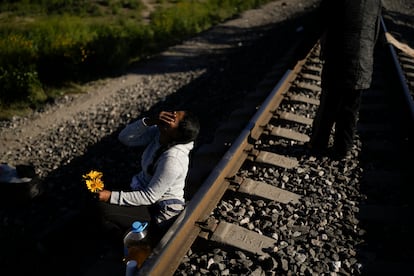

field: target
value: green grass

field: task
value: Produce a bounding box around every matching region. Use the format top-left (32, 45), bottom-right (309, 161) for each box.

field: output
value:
top-left (0, 0), bottom-right (274, 120)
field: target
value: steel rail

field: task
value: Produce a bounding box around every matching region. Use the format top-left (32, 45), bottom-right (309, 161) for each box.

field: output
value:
top-left (138, 45), bottom-right (315, 275)
top-left (134, 15), bottom-right (413, 275)
top-left (126, 15), bottom-right (414, 274)
top-left (138, 71), bottom-right (291, 276)
top-left (136, 14), bottom-right (414, 275)
top-left (381, 17), bottom-right (414, 130)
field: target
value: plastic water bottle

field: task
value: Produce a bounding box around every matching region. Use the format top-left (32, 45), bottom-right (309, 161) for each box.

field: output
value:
top-left (123, 221), bottom-right (152, 268)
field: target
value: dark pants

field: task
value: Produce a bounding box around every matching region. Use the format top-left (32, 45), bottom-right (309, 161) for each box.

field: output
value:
top-left (97, 201), bottom-right (178, 248)
top-left (310, 68), bottom-right (362, 153)
top-left (93, 201), bottom-right (152, 253)
top-left (99, 202), bottom-right (151, 231)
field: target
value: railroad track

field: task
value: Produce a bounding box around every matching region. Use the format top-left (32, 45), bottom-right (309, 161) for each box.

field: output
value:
top-left (137, 17), bottom-right (414, 276)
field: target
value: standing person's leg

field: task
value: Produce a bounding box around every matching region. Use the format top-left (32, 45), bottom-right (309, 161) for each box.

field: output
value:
top-left (333, 89), bottom-right (362, 156)
top-left (309, 67), bottom-right (343, 151)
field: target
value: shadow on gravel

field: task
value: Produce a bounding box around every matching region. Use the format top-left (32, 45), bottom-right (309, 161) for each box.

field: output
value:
top-left (354, 38), bottom-right (414, 275)
top-left (0, 9), bottom-right (320, 276)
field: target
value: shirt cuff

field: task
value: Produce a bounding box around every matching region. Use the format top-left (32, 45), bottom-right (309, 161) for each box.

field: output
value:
top-left (109, 191), bottom-right (121, 205)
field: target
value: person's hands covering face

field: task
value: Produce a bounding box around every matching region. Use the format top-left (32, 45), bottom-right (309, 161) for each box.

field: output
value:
top-left (157, 111), bottom-right (177, 128)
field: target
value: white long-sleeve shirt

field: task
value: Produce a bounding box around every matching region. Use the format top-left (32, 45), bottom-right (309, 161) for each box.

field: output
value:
top-left (110, 118), bottom-right (193, 207)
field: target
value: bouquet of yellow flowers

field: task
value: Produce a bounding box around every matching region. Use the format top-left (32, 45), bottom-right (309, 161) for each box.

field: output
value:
top-left (83, 170), bottom-right (104, 193)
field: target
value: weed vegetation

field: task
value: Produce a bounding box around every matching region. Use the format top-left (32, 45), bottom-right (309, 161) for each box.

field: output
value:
top-left (0, 0), bottom-right (273, 120)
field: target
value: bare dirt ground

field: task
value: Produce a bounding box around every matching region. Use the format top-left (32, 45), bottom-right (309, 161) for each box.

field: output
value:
top-left (140, 0), bottom-right (157, 22)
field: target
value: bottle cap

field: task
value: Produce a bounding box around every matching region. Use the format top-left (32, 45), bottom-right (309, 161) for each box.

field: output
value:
top-left (132, 221), bottom-right (148, 233)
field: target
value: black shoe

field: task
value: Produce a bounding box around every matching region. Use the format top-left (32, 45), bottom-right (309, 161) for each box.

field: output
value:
top-left (305, 142), bottom-right (328, 156)
top-left (330, 146), bottom-right (351, 160)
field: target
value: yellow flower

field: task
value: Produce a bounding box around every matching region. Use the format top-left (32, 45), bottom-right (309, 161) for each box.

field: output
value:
top-left (84, 170), bottom-right (102, 180)
top-left (83, 170), bottom-right (104, 192)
